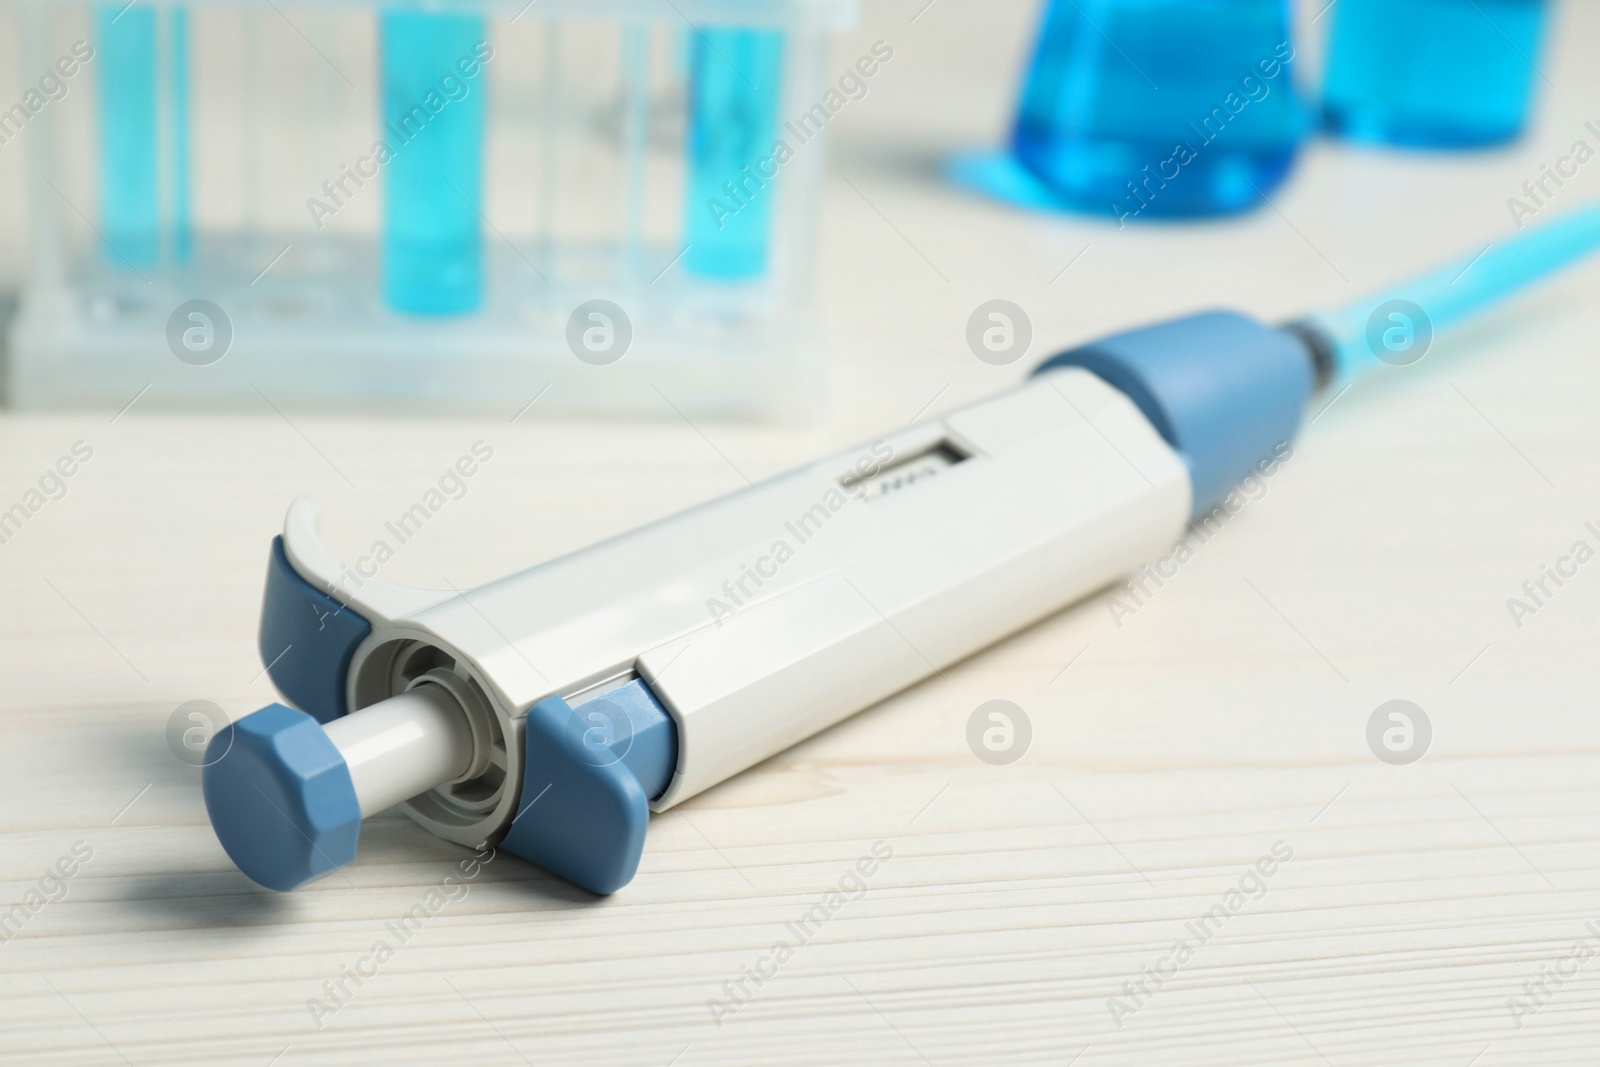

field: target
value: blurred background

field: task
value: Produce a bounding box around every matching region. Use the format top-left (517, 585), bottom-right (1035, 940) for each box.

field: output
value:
top-left (0, 0), bottom-right (1593, 427)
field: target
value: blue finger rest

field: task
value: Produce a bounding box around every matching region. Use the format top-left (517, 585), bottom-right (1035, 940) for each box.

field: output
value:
top-left (259, 536), bottom-right (371, 724)
top-left (499, 679), bottom-right (679, 896)
top-left (202, 703), bottom-right (362, 891)
top-left (1034, 311), bottom-right (1313, 516)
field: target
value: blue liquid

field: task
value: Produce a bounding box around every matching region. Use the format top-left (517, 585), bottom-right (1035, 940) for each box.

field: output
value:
top-left (380, 13), bottom-right (487, 315)
top-left (96, 5), bottom-right (189, 267)
top-left (1011, 0), bottom-right (1303, 220)
top-left (682, 29), bottom-right (784, 280)
top-left (1322, 0), bottom-right (1547, 149)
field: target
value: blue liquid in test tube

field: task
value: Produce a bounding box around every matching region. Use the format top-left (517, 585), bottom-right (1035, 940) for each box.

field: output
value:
top-left (682, 29), bottom-right (784, 281)
top-left (96, 5), bottom-right (190, 267)
top-left (380, 12), bottom-right (487, 315)
top-left (1322, 0), bottom-right (1548, 149)
top-left (1011, 0), bottom-right (1302, 219)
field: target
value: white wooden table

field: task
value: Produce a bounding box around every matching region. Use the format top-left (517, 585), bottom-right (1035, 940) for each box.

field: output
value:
top-left (4, 2), bottom-right (1600, 1063)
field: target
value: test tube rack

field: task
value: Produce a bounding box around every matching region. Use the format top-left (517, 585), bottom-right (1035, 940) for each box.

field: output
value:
top-left (7, 0), bottom-right (854, 419)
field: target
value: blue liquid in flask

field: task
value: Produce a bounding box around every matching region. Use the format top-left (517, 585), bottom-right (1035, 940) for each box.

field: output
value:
top-left (1322, 0), bottom-right (1547, 149)
top-left (1011, 0), bottom-right (1303, 220)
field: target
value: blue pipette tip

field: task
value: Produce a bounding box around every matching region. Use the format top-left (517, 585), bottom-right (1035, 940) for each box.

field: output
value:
top-left (1292, 201), bottom-right (1600, 387)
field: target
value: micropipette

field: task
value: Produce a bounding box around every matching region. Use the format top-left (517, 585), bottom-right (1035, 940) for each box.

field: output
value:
top-left (203, 203), bottom-right (1600, 895)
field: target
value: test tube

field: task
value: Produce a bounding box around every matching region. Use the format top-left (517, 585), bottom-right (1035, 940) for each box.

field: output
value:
top-left (682, 28), bottom-right (785, 281)
top-left (380, 12), bottom-right (488, 315)
top-left (95, 4), bottom-right (190, 268)
top-left (620, 26), bottom-right (651, 279)
top-left (1321, 0), bottom-right (1548, 148)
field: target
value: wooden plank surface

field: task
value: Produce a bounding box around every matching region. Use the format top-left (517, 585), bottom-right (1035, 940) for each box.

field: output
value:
top-left (3, 2), bottom-right (1600, 1063)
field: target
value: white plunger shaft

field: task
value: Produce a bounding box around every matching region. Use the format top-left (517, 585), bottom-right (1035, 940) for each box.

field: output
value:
top-left (323, 684), bottom-right (473, 815)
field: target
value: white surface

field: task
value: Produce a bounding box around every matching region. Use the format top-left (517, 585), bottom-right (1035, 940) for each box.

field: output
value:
top-left (4, 1), bottom-right (1600, 1065)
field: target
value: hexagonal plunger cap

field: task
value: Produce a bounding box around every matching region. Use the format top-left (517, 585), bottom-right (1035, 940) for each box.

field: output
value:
top-left (202, 703), bottom-right (361, 891)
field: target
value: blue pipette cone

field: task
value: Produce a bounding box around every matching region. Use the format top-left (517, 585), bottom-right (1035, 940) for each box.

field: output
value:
top-left (1300, 202), bottom-right (1600, 384)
